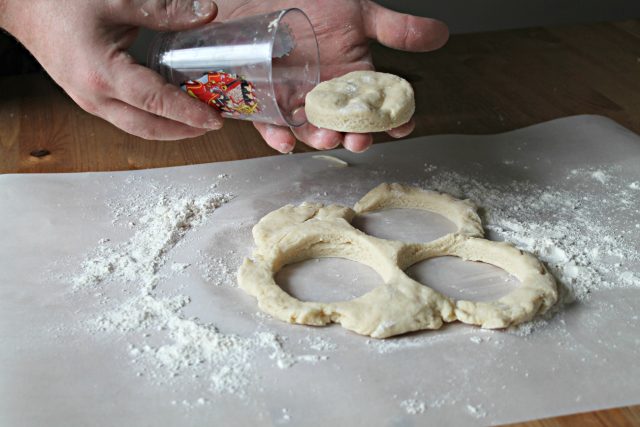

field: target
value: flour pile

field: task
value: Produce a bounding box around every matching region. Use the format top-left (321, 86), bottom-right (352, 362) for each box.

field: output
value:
top-left (74, 192), bottom-right (232, 289)
top-left (72, 179), bottom-right (327, 399)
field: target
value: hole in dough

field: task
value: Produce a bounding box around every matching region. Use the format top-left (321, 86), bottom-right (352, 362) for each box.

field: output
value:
top-left (352, 208), bottom-right (456, 243)
top-left (275, 258), bottom-right (383, 303)
top-left (406, 256), bottom-right (521, 302)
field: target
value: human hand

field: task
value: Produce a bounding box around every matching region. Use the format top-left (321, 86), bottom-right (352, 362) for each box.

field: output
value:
top-left (0, 0), bottom-right (223, 140)
top-left (216, 0), bottom-right (449, 153)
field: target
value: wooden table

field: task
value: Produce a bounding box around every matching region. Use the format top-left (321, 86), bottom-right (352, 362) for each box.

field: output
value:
top-left (1, 19), bottom-right (639, 426)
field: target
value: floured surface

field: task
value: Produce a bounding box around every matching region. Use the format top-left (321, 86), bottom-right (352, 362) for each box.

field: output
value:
top-left (1, 115), bottom-right (639, 426)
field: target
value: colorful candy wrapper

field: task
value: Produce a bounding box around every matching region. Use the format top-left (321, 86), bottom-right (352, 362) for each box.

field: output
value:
top-left (181, 71), bottom-right (259, 116)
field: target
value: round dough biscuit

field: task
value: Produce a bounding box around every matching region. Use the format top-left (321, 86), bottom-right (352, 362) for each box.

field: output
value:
top-left (304, 71), bottom-right (415, 133)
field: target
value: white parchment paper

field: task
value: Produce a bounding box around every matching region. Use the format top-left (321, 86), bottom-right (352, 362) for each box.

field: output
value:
top-left (1, 115), bottom-right (639, 426)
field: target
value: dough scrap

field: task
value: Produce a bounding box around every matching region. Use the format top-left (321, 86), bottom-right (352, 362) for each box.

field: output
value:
top-left (237, 183), bottom-right (558, 338)
top-left (304, 71), bottom-right (415, 133)
top-left (311, 155), bottom-right (349, 168)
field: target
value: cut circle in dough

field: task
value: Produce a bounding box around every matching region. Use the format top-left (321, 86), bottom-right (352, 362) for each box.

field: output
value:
top-left (354, 183), bottom-right (484, 239)
top-left (237, 183), bottom-right (558, 338)
top-left (304, 71), bottom-right (415, 133)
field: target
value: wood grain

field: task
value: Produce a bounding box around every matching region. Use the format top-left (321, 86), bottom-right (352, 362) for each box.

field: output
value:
top-left (2, 20), bottom-right (640, 174)
top-left (506, 405), bottom-right (640, 427)
top-left (1, 19), bottom-right (639, 427)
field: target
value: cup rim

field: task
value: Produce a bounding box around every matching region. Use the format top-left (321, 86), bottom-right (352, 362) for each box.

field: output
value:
top-left (268, 8), bottom-right (320, 128)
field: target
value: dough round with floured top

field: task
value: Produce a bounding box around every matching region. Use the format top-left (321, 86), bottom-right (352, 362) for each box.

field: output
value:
top-left (304, 71), bottom-right (415, 133)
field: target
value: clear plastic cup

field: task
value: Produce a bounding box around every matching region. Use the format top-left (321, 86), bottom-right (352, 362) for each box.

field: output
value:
top-left (148, 8), bottom-right (319, 127)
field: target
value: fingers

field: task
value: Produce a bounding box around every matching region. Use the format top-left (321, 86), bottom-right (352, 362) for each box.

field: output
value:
top-left (343, 133), bottom-right (373, 152)
top-left (111, 58), bottom-right (223, 130)
top-left (290, 124), bottom-right (344, 151)
top-left (254, 123), bottom-right (375, 154)
top-left (386, 119), bottom-right (416, 139)
top-left (254, 123), bottom-right (296, 153)
top-left (101, 99), bottom-right (208, 140)
top-left (106, 0), bottom-right (217, 30)
top-left (362, 0), bottom-right (449, 52)
top-left (257, 122), bottom-right (362, 154)
top-left (291, 123), bottom-right (372, 153)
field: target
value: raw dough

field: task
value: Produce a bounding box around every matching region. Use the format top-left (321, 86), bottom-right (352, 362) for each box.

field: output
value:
top-left (311, 155), bottom-right (349, 168)
top-left (304, 71), bottom-right (415, 133)
top-left (237, 183), bottom-right (558, 338)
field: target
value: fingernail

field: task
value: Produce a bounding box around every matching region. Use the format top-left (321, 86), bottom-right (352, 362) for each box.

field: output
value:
top-left (278, 142), bottom-right (294, 153)
top-left (327, 138), bottom-right (342, 149)
top-left (314, 129), bottom-right (342, 150)
top-left (192, 0), bottom-right (214, 17)
top-left (346, 141), bottom-right (371, 153)
top-left (205, 117), bottom-right (222, 130)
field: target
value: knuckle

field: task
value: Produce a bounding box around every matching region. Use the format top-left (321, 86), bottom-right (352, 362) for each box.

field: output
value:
top-left (84, 69), bottom-right (112, 93)
top-left (141, 90), bottom-right (165, 116)
top-left (398, 15), bottom-right (413, 48)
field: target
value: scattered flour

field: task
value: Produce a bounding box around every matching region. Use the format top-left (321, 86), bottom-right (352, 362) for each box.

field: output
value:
top-left (300, 335), bottom-right (338, 352)
top-left (424, 163), bottom-right (438, 173)
top-left (74, 191), bottom-right (233, 289)
top-left (64, 159), bottom-right (639, 418)
top-left (366, 336), bottom-right (446, 354)
top-left (590, 169), bottom-right (610, 184)
top-left (423, 166), bottom-right (640, 327)
top-left (366, 330), bottom-right (502, 355)
top-left (279, 408), bottom-right (291, 424)
top-left (198, 253), bottom-right (237, 287)
top-left (171, 262), bottom-right (191, 272)
top-left (466, 403), bottom-right (487, 418)
top-left (72, 178), bottom-right (331, 400)
top-left (400, 399), bottom-right (426, 415)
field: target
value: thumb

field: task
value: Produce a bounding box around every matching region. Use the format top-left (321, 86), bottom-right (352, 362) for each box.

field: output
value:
top-left (108, 0), bottom-right (218, 31)
top-left (362, 0), bottom-right (449, 52)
